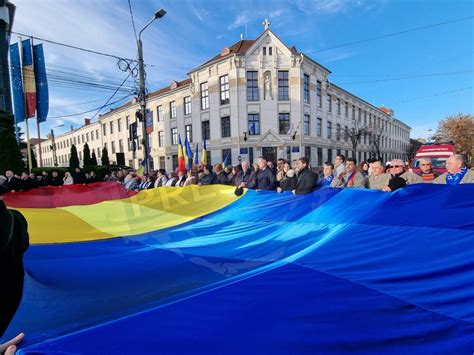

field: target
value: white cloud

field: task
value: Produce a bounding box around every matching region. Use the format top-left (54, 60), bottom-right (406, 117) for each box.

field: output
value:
top-left (290, 0), bottom-right (368, 14)
top-left (269, 9), bottom-right (284, 18)
top-left (228, 12), bottom-right (250, 30)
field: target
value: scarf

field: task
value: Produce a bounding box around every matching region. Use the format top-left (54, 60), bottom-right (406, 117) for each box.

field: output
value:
top-left (446, 166), bottom-right (468, 185)
top-left (322, 174), bottom-right (334, 187)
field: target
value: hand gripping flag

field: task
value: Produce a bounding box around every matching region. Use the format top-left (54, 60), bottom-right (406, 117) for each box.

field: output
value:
top-left (33, 44), bottom-right (49, 123)
top-left (177, 135), bottom-right (186, 173)
top-left (9, 43), bottom-right (25, 124)
top-left (21, 39), bottom-right (36, 118)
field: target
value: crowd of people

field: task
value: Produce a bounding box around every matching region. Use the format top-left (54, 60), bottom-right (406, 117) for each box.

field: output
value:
top-left (1, 154), bottom-right (473, 196)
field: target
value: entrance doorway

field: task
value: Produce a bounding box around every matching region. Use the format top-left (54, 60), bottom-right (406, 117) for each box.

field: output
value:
top-left (262, 147), bottom-right (277, 163)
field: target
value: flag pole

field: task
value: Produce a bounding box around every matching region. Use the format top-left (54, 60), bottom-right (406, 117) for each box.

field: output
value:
top-left (31, 36), bottom-right (43, 167)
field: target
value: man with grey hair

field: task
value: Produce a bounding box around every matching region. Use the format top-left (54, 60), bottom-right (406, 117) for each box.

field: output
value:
top-left (435, 154), bottom-right (474, 184)
top-left (234, 161), bottom-right (252, 187)
top-left (368, 161), bottom-right (391, 190)
top-left (390, 159), bottom-right (422, 185)
top-left (416, 158), bottom-right (439, 183)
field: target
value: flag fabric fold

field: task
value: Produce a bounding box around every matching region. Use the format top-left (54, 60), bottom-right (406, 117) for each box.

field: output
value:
top-left (201, 140), bottom-right (207, 167)
top-left (184, 137), bottom-right (193, 170)
top-left (194, 143), bottom-right (199, 167)
top-left (177, 135), bottom-right (186, 173)
top-left (21, 38), bottom-right (36, 118)
top-left (33, 43), bottom-right (49, 123)
top-left (9, 43), bottom-right (25, 124)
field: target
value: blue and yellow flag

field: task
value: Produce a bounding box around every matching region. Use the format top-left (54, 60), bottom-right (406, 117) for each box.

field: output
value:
top-left (184, 137), bottom-right (193, 170)
top-left (201, 140), bottom-right (207, 167)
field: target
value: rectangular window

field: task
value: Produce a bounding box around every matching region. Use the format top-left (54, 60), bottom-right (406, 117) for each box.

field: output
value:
top-left (248, 114), bottom-right (260, 135)
top-left (158, 131), bottom-right (164, 147)
top-left (263, 47), bottom-right (266, 56)
top-left (86, 133), bottom-right (89, 142)
top-left (110, 121), bottom-right (114, 134)
top-left (81, 134), bottom-right (84, 143)
top-left (352, 105), bottom-right (355, 119)
top-left (278, 71), bottom-right (289, 101)
top-left (201, 82), bottom-right (209, 110)
top-left (278, 113), bottom-right (290, 134)
top-left (102, 123), bottom-right (106, 135)
top-left (327, 94), bottom-right (332, 112)
top-left (304, 74), bottom-right (310, 104)
top-left (172, 155), bottom-right (178, 170)
top-left (327, 148), bottom-right (333, 164)
top-left (126, 115), bottom-right (130, 128)
top-left (118, 118), bottom-right (122, 132)
top-left (157, 106), bottom-right (163, 122)
top-left (148, 134), bottom-right (153, 149)
top-left (171, 128), bottom-right (178, 145)
top-left (201, 120), bottom-right (210, 141)
top-left (358, 108), bottom-right (362, 121)
top-left (170, 101), bottom-right (177, 119)
top-left (327, 121), bottom-right (332, 139)
top-left (185, 124), bottom-right (193, 142)
top-left (246, 71), bottom-right (259, 101)
top-left (336, 124), bottom-right (341, 141)
top-left (305, 146), bottom-right (311, 160)
top-left (111, 141), bottom-right (116, 154)
top-left (184, 96), bottom-right (192, 115)
top-left (159, 156), bottom-right (165, 169)
top-left (304, 114), bottom-right (310, 135)
top-left (90, 132), bottom-right (94, 141)
top-left (119, 139), bottom-right (123, 153)
top-left (317, 147), bottom-right (323, 166)
top-left (344, 126), bottom-right (349, 142)
top-left (317, 80), bottom-right (322, 107)
top-left (316, 118), bottom-right (322, 137)
top-left (268, 47), bottom-right (272, 56)
top-left (337, 98), bottom-right (341, 115)
top-left (221, 116), bottom-right (231, 138)
top-left (345, 102), bottom-right (348, 117)
top-left (222, 149), bottom-right (232, 164)
top-left (220, 75), bottom-right (230, 105)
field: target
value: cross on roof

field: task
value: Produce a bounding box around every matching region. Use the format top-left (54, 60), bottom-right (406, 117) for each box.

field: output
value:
top-left (262, 19), bottom-right (270, 30)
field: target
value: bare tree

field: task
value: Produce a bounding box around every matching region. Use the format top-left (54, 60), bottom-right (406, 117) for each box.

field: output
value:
top-left (370, 128), bottom-right (384, 160)
top-left (343, 121), bottom-right (371, 159)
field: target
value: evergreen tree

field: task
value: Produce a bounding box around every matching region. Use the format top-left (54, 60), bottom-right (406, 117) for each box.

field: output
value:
top-left (69, 144), bottom-right (80, 169)
top-left (30, 147), bottom-right (38, 168)
top-left (101, 147), bottom-right (110, 166)
top-left (0, 114), bottom-right (23, 173)
top-left (91, 151), bottom-right (98, 166)
top-left (83, 143), bottom-right (92, 167)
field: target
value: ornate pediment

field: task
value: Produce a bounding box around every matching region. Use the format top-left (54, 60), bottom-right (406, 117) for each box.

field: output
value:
top-left (258, 129), bottom-right (285, 144)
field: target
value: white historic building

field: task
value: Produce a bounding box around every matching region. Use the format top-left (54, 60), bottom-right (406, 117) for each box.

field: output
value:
top-left (36, 22), bottom-right (411, 171)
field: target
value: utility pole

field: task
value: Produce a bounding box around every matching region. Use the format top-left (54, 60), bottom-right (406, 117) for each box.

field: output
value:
top-left (136, 8), bottom-right (166, 173)
top-left (50, 129), bottom-right (57, 167)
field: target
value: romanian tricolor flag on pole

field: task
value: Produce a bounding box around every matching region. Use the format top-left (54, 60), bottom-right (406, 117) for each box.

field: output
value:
top-left (177, 135), bottom-right (186, 173)
top-left (201, 140), bottom-right (207, 167)
top-left (21, 38), bottom-right (36, 118)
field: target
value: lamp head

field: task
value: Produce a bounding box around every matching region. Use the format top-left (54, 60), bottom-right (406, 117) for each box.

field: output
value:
top-left (154, 9), bottom-right (166, 19)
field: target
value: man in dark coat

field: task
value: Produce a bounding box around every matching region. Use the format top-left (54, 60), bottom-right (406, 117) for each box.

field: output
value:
top-left (0, 185), bottom-right (29, 337)
top-left (293, 157), bottom-right (318, 195)
top-left (234, 161), bottom-right (252, 187)
top-left (250, 157), bottom-right (275, 190)
top-left (50, 171), bottom-right (64, 186)
top-left (199, 165), bottom-right (218, 185)
top-left (4, 170), bottom-right (21, 193)
top-left (40, 171), bottom-right (51, 186)
top-left (19, 172), bottom-right (34, 191)
top-left (72, 167), bottom-right (87, 184)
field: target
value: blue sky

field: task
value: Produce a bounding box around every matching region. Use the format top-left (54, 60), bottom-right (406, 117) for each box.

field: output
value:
top-left (11, 0), bottom-right (473, 139)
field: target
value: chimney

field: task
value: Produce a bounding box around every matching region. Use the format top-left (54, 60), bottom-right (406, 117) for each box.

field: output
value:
top-left (84, 118), bottom-right (91, 126)
top-left (70, 125), bottom-right (73, 131)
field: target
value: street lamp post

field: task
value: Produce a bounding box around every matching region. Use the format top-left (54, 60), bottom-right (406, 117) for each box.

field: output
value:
top-left (50, 124), bottom-right (64, 167)
top-left (137, 8), bottom-right (166, 173)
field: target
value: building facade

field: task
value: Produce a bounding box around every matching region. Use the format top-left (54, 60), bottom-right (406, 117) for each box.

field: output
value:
top-left (36, 24), bottom-right (411, 170)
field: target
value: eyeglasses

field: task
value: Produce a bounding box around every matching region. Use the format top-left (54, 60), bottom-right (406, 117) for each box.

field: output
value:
top-left (391, 165), bottom-right (403, 168)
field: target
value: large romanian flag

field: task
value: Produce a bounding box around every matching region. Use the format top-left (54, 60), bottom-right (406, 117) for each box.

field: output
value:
top-left (177, 135), bottom-right (186, 173)
top-left (2, 183), bottom-right (474, 353)
top-left (21, 38), bottom-right (36, 119)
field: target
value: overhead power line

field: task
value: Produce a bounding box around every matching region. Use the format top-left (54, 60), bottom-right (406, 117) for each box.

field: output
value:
top-left (7, 30), bottom-right (136, 62)
top-left (339, 71), bottom-right (472, 85)
top-left (307, 16), bottom-right (473, 54)
top-left (128, 0), bottom-right (139, 42)
top-left (390, 87), bottom-right (472, 104)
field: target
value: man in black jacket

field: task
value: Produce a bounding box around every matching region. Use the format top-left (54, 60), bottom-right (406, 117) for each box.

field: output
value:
top-left (4, 170), bottom-right (21, 193)
top-left (72, 167), bottom-right (87, 185)
top-left (50, 171), bottom-right (64, 186)
top-left (250, 157), bottom-right (275, 190)
top-left (0, 185), bottom-right (29, 342)
top-left (293, 157), bottom-right (318, 195)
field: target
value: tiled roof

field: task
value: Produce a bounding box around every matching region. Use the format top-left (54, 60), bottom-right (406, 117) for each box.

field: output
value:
top-left (200, 40), bottom-right (256, 67)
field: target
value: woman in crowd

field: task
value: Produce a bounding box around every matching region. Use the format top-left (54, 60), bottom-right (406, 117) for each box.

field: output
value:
top-left (277, 162), bottom-right (297, 192)
top-left (63, 172), bottom-right (74, 185)
top-left (359, 162), bottom-right (369, 177)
